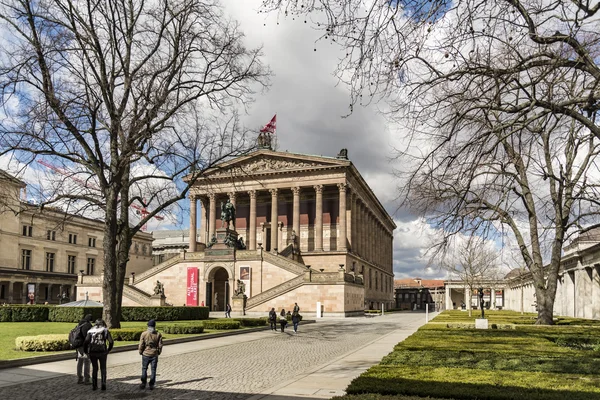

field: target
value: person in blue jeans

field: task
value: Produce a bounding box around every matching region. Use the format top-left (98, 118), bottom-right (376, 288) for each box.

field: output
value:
top-left (292, 311), bottom-right (300, 333)
top-left (138, 319), bottom-right (163, 390)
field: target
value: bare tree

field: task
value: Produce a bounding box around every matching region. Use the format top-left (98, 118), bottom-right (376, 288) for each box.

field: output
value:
top-left (0, 0), bottom-right (269, 327)
top-left (434, 238), bottom-right (500, 317)
top-left (261, 0), bottom-right (600, 324)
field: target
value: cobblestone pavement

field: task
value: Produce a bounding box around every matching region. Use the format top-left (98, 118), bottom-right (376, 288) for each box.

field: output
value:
top-left (0, 315), bottom-right (415, 400)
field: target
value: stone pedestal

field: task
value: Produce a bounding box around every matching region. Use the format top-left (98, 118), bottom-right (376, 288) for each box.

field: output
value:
top-left (150, 294), bottom-right (166, 306)
top-left (231, 294), bottom-right (246, 315)
top-left (205, 227), bottom-right (238, 258)
top-left (475, 318), bottom-right (488, 329)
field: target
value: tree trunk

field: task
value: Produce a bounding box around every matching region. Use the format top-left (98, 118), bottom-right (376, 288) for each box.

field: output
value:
top-left (535, 289), bottom-right (555, 325)
top-left (102, 189), bottom-right (120, 328)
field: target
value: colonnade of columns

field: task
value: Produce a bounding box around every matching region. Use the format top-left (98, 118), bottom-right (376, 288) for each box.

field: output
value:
top-left (189, 184), bottom-right (394, 268)
top-left (0, 280), bottom-right (75, 304)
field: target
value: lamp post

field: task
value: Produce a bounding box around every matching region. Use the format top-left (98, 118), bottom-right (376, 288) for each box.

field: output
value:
top-left (258, 243), bottom-right (263, 292)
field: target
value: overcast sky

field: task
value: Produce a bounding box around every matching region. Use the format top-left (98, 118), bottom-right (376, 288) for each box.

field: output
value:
top-left (219, 1), bottom-right (441, 280)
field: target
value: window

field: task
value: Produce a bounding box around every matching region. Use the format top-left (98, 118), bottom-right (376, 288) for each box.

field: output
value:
top-left (375, 272), bottom-right (378, 290)
top-left (21, 249), bottom-right (32, 270)
top-left (68, 255), bottom-right (76, 274)
top-left (86, 258), bottom-right (95, 275)
top-left (45, 252), bottom-right (55, 272)
top-left (46, 230), bottom-right (56, 241)
top-left (369, 269), bottom-right (372, 289)
top-left (134, 243), bottom-right (139, 253)
top-left (69, 233), bottom-right (78, 244)
top-left (142, 244), bottom-right (147, 255)
top-left (88, 237), bottom-right (96, 247)
top-left (22, 225), bottom-right (32, 237)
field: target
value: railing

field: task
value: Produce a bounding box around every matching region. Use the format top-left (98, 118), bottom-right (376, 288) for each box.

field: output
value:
top-left (134, 255), bottom-right (183, 283)
top-left (80, 275), bottom-right (102, 285)
top-left (246, 275), bottom-right (305, 309)
top-left (262, 252), bottom-right (307, 276)
top-left (278, 243), bottom-right (294, 258)
top-left (310, 272), bottom-right (339, 283)
top-left (122, 284), bottom-right (152, 306)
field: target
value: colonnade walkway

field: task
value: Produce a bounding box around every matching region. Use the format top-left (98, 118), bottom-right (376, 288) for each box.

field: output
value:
top-left (0, 312), bottom-right (433, 399)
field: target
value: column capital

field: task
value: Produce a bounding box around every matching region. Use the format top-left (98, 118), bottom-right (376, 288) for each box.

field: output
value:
top-left (228, 192), bottom-right (236, 200)
top-left (337, 183), bottom-right (347, 192)
top-left (291, 186), bottom-right (301, 195)
top-left (208, 193), bottom-right (217, 201)
top-left (269, 188), bottom-right (278, 196)
top-left (188, 193), bottom-right (197, 201)
top-left (314, 184), bottom-right (323, 194)
top-left (249, 189), bottom-right (257, 199)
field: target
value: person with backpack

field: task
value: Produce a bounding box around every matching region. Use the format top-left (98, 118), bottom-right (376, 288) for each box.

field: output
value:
top-left (268, 308), bottom-right (277, 331)
top-left (71, 314), bottom-right (93, 384)
top-left (84, 319), bottom-right (114, 391)
top-left (138, 319), bottom-right (163, 391)
top-left (293, 302), bottom-right (300, 314)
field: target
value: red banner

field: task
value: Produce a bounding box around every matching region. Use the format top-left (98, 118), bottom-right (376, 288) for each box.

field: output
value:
top-left (186, 267), bottom-right (199, 306)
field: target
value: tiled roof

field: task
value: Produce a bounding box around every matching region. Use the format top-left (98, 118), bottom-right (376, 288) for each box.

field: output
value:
top-left (394, 278), bottom-right (445, 289)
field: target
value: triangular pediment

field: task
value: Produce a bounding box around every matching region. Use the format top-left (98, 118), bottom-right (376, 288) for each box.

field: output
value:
top-left (203, 150), bottom-right (349, 179)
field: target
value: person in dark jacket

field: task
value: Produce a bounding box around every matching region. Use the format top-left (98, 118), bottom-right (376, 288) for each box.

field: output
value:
top-left (292, 311), bottom-right (300, 333)
top-left (279, 309), bottom-right (287, 333)
top-left (138, 319), bottom-right (163, 390)
top-left (76, 314), bottom-right (93, 384)
top-left (268, 308), bottom-right (277, 331)
top-left (84, 319), bottom-right (114, 391)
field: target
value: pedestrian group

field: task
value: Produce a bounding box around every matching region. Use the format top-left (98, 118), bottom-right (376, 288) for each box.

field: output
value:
top-left (269, 302), bottom-right (301, 333)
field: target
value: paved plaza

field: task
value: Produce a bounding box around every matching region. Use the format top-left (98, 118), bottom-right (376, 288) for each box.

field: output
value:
top-left (0, 312), bottom-right (431, 400)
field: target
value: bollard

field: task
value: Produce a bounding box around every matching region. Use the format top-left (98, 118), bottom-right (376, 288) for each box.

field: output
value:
top-left (316, 301), bottom-right (322, 318)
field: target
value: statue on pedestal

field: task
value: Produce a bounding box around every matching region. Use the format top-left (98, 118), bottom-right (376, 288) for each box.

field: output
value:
top-left (154, 280), bottom-right (164, 296)
top-left (234, 279), bottom-right (246, 297)
top-left (220, 199), bottom-right (236, 230)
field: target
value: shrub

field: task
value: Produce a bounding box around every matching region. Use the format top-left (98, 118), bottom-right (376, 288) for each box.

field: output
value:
top-left (233, 317), bottom-right (268, 327)
top-left (120, 306), bottom-right (209, 321)
top-left (9, 305), bottom-right (50, 322)
top-left (201, 320), bottom-right (241, 330)
top-left (110, 328), bottom-right (144, 341)
top-left (286, 314), bottom-right (303, 321)
top-left (161, 325), bottom-right (205, 334)
top-left (16, 334), bottom-right (70, 352)
top-left (49, 307), bottom-right (103, 322)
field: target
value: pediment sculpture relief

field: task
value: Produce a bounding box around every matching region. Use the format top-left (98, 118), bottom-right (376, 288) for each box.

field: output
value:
top-left (210, 158), bottom-right (323, 177)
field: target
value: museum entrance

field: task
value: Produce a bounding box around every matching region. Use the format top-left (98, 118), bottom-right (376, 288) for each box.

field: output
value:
top-left (207, 267), bottom-right (230, 312)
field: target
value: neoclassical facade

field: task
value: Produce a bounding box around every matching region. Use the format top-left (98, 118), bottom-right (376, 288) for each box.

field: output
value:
top-left (0, 170), bottom-right (153, 304)
top-left (79, 148), bottom-right (396, 315)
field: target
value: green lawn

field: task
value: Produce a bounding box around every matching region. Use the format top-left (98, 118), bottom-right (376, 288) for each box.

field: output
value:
top-left (0, 320), bottom-right (228, 361)
top-left (333, 310), bottom-right (600, 400)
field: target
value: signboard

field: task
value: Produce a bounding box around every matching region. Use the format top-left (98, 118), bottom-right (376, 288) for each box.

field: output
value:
top-left (186, 267), bottom-right (199, 306)
top-left (27, 283), bottom-right (35, 304)
top-left (239, 266), bottom-right (250, 297)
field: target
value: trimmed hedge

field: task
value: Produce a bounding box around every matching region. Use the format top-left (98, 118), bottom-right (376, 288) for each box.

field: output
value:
top-left (201, 320), bottom-right (241, 330)
top-left (0, 305), bottom-right (209, 322)
top-left (161, 325), bottom-right (205, 334)
top-left (120, 306), bottom-right (209, 321)
top-left (16, 334), bottom-right (70, 352)
top-left (110, 328), bottom-right (144, 341)
top-left (234, 317), bottom-right (268, 327)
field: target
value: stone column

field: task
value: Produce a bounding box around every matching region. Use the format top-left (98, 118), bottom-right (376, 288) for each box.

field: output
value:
top-left (34, 282), bottom-right (40, 304)
top-left (249, 190), bottom-right (257, 251)
top-left (337, 183), bottom-right (347, 251)
top-left (200, 197), bottom-right (208, 244)
top-left (208, 193), bottom-right (216, 241)
top-left (445, 285), bottom-right (452, 310)
top-left (491, 287), bottom-right (496, 309)
top-left (8, 281), bottom-right (14, 303)
top-left (189, 195), bottom-right (197, 252)
top-left (314, 185), bottom-right (323, 252)
top-left (348, 192), bottom-right (355, 251)
top-left (358, 201), bottom-right (365, 257)
top-left (292, 187), bottom-right (301, 241)
top-left (47, 283), bottom-right (53, 302)
top-left (270, 189), bottom-right (278, 252)
top-left (23, 282), bottom-right (28, 303)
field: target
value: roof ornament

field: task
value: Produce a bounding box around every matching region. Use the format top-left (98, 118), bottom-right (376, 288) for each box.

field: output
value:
top-left (336, 148), bottom-right (348, 159)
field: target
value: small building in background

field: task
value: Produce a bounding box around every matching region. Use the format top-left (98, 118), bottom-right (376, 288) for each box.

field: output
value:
top-left (394, 278), bottom-right (445, 311)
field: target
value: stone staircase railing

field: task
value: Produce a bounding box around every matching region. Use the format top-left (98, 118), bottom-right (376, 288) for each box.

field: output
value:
top-left (123, 284), bottom-right (153, 306)
top-left (262, 252), bottom-right (307, 276)
top-left (134, 255), bottom-right (183, 283)
top-left (278, 243), bottom-right (294, 258)
top-left (245, 275), bottom-right (306, 309)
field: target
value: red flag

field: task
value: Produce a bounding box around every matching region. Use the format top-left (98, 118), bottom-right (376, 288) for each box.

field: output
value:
top-left (260, 114), bottom-right (276, 134)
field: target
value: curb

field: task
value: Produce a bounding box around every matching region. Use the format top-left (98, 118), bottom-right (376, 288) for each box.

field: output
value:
top-left (0, 320), bottom-right (316, 370)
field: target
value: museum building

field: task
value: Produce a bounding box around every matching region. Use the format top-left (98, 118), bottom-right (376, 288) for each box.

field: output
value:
top-left (0, 170), bottom-right (153, 305)
top-left (78, 147), bottom-right (397, 316)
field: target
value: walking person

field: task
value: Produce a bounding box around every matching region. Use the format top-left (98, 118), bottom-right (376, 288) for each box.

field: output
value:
top-left (225, 303), bottom-right (232, 318)
top-left (139, 319), bottom-right (163, 391)
top-left (72, 314), bottom-right (93, 384)
top-left (292, 310), bottom-right (300, 333)
top-left (293, 302), bottom-right (300, 314)
top-left (279, 308), bottom-right (287, 333)
top-left (268, 307), bottom-right (277, 331)
top-left (84, 319), bottom-right (114, 391)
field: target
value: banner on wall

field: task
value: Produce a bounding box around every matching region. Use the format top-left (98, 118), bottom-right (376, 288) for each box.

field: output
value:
top-left (186, 267), bottom-right (199, 306)
top-left (239, 266), bottom-right (250, 297)
top-left (27, 283), bottom-right (35, 304)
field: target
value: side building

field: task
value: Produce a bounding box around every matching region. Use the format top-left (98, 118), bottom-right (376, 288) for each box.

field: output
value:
top-left (0, 170), bottom-right (153, 305)
top-left (79, 147), bottom-right (397, 316)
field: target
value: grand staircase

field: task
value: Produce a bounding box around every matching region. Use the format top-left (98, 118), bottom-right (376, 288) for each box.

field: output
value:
top-left (123, 284), bottom-right (153, 306)
top-left (245, 275), bottom-right (306, 309)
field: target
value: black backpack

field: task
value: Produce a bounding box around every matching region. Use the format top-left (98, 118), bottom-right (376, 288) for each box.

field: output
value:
top-left (68, 323), bottom-right (85, 349)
